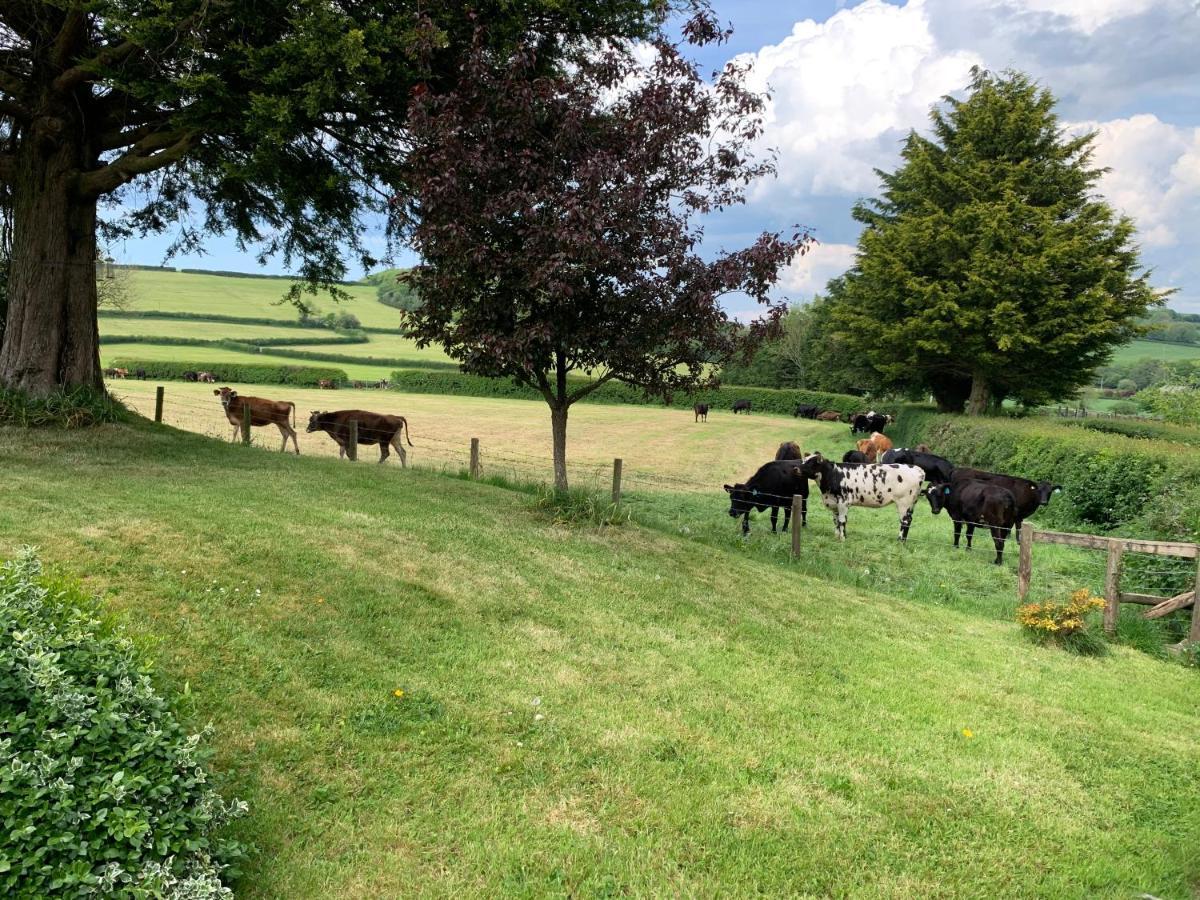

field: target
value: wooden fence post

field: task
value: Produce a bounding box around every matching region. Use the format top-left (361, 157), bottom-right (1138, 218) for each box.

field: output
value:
top-left (1104, 541), bottom-right (1124, 635)
top-left (611, 458), bottom-right (623, 506)
top-left (470, 438), bottom-right (480, 479)
top-left (240, 402), bottom-right (251, 445)
top-left (347, 419), bottom-right (358, 461)
top-left (1190, 557), bottom-right (1200, 645)
top-left (791, 496), bottom-right (802, 558)
top-left (1017, 523), bottom-right (1033, 602)
top-left (154, 386), bottom-right (164, 423)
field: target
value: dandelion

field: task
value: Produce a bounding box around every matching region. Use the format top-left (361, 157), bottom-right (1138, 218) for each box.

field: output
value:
top-left (962, 728), bottom-right (974, 739)
top-left (534, 713), bottom-right (544, 722)
top-left (393, 689), bottom-right (404, 699)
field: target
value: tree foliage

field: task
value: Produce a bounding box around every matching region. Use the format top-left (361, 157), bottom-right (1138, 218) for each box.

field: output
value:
top-left (397, 15), bottom-right (811, 489)
top-left (829, 68), bottom-right (1161, 414)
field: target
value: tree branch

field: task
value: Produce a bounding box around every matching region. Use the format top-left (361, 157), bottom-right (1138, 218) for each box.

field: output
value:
top-left (0, 96), bottom-right (29, 120)
top-left (53, 38), bottom-right (142, 94)
top-left (79, 129), bottom-right (197, 196)
top-left (566, 370), bottom-right (617, 404)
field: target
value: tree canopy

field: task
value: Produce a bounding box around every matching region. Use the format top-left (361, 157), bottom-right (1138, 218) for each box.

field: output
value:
top-left (0, 0), bottom-right (672, 395)
top-left (397, 16), bottom-right (811, 489)
top-left (829, 68), bottom-right (1160, 414)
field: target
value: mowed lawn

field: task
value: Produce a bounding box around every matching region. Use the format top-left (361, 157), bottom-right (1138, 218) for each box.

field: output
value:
top-left (2, 415), bottom-right (1199, 896)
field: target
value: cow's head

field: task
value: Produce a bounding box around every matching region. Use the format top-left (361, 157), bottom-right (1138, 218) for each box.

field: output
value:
top-left (213, 387), bottom-right (237, 410)
top-left (1035, 482), bottom-right (1063, 505)
top-left (926, 483), bottom-right (952, 515)
top-left (856, 438), bottom-right (875, 455)
top-left (306, 411), bottom-right (325, 433)
top-left (795, 452), bottom-right (827, 481)
top-left (723, 482), bottom-right (757, 518)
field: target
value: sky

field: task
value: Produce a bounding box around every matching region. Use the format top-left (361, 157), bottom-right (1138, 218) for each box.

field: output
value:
top-left (119, 0), bottom-right (1200, 315)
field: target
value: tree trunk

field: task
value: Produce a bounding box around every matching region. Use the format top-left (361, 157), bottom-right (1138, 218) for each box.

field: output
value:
top-left (0, 133), bottom-right (101, 397)
top-left (965, 374), bottom-right (991, 416)
top-left (930, 374), bottom-right (971, 413)
top-left (550, 402), bottom-right (569, 492)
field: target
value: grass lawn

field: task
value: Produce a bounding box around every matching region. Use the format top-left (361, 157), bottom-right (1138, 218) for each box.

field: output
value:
top-left (1110, 339), bottom-right (1200, 365)
top-left (1, 417), bottom-right (1197, 897)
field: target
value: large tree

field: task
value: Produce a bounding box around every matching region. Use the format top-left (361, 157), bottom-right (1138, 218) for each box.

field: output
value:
top-left (0, 0), bottom-right (667, 397)
top-left (398, 17), bottom-right (811, 490)
top-left (831, 68), bottom-right (1160, 414)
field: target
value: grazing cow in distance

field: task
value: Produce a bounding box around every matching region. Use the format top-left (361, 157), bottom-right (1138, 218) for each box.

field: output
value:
top-left (376, 379), bottom-right (390, 390)
top-left (927, 480), bottom-right (1017, 564)
top-left (793, 453), bottom-right (924, 541)
top-left (951, 467), bottom-right (1062, 532)
top-left (135, 368), bottom-right (147, 381)
top-left (723, 460), bottom-right (808, 535)
top-left (197, 371), bottom-right (217, 383)
top-left (318, 379), bottom-right (336, 390)
top-left (816, 410), bottom-right (842, 422)
top-left (214, 387), bottom-right (299, 453)
top-left (105, 367), bottom-right (129, 379)
top-left (851, 411), bottom-right (891, 435)
top-left (793, 404), bottom-right (819, 419)
top-left (841, 450), bottom-right (869, 465)
top-left (183, 371), bottom-right (200, 382)
top-left (693, 403), bottom-right (709, 423)
top-left (306, 409), bottom-right (413, 465)
top-left (732, 399), bottom-right (752, 415)
top-left (352, 380), bottom-right (366, 389)
top-left (881, 448), bottom-right (955, 484)
top-left (855, 432), bottom-right (894, 462)
top-left (775, 441), bottom-right (802, 460)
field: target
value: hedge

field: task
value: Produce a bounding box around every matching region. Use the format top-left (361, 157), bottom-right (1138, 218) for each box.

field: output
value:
top-left (111, 358), bottom-right (348, 387)
top-left (100, 334), bottom-right (368, 348)
top-left (97, 308), bottom-right (400, 334)
top-left (890, 406), bottom-right (1200, 539)
top-left (0, 550), bottom-right (246, 897)
top-left (1058, 417), bottom-right (1197, 445)
top-left (387, 370), bottom-right (863, 416)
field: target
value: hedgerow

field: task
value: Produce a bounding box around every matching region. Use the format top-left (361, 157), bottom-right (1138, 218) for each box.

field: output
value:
top-left (0, 550), bottom-right (246, 898)
top-left (387, 370), bottom-right (863, 416)
top-left (97, 310), bottom-right (399, 335)
top-left (100, 334), bottom-right (368, 348)
top-left (111, 358), bottom-right (348, 387)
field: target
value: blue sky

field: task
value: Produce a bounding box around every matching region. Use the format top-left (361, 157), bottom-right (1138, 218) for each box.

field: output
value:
top-left (119, 0), bottom-right (1200, 313)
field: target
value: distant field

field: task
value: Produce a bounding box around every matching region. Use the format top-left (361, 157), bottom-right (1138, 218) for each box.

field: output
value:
top-left (102, 342), bottom-right (400, 381)
top-left (1110, 339), bottom-right (1200, 365)
top-left (101, 317), bottom-right (323, 342)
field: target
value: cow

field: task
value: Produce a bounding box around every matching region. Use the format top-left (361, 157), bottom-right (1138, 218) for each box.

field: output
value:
top-left (197, 371), bottom-right (217, 383)
top-left (816, 410), bottom-right (842, 422)
top-left (775, 441), bottom-right (802, 460)
top-left (792, 453), bottom-right (924, 541)
top-left (881, 448), bottom-right (955, 484)
top-left (318, 379), bottom-right (337, 390)
top-left (723, 460), bottom-right (808, 536)
top-left (376, 379), bottom-right (390, 390)
top-left (793, 404), bottom-right (819, 419)
top-left (855, 432), bottom-right (894, 462)
top-left (183, 371), bottom-right (200, 382)
top-left (134, 368), bottom-right (147, 381)
top-left (352, 380), bottom-right (366, 389)
top-left (850, 412), bottom-right (889, 435)
top-left (926, 480), bottom-right (1018, 564)
top-left (214, 387), bottom-right (299, 453)
top-left (306, 409), bottom-right (414, 465)
top-left (694, 403), bottom-right (710, 423)
top-left (951, 467), bottom-right (1062, 532)
top-left (104, 367), bottom-right (129, 379)
top-left (841, 450), bottom-right (870, 465)
top-left (732, 399), bottom-right (752, 415)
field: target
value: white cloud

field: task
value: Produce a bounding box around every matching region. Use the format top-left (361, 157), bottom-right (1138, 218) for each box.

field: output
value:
top-left (998, 0), bottom-right (1156, 33)
top-left (734, 0), bottom-right (981, 198)
top-left (781, 241), bottom-right (857, 298)
top-left (1075, 114), bottom-right (1200, 248)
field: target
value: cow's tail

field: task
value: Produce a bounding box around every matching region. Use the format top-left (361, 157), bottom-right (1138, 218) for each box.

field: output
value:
top-left (288, 402), bottom-right (296, 430)
top-left (403, 416), bottom-right (414, 447)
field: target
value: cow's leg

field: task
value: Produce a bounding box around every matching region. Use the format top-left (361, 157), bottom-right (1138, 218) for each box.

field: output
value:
top-left (801, 496), bottom-right (807, 527)
top-left (953, 519), bottom-right (963, 548)
top-left (378, 441), bottom-right (390, 464)
top-left (289, 427), bottom-right (300, 455)
top-left (992, 526), bottom-right (1006, 564)
top-left (782, 503), bottom-right (791, 533)
top-left (275, 424), bottom-right (289, 452)
top-left (391, 435), bottom-right (408, 468)
top-left (835, 502), bottom-right (848, 541)
top-left (898, 503), bottom-right (914, 542)
top-left (229, 423), bottom-right (239, 443)
top-left (965, 523), bottom-right (976, 550)
top-left (770, 505), bottom-right (779, 533)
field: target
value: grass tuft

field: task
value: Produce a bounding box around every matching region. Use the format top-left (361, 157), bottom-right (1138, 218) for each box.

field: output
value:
top-left (0, 385), bottom-right (131, 428)
top-left (532, 485), bottom-right (631, 527)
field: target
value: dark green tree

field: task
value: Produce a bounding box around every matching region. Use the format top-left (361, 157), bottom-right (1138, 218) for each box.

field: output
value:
top-left (0, 0), bottom-right (668, 397)
top-left (831, 68), bottom-right (1161, 414)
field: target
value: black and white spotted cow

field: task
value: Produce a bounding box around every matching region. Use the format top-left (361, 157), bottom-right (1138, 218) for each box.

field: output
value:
top-left (793, 452), bottom-right (924, 541)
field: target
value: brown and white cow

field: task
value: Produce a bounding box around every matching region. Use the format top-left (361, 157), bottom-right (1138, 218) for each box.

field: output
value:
top-left (306, 409), bottom-right (413, 465)
top-left (855, 431), bottom-right (894, 462)
top-left (816, 410), bottom-right (842, 422)
top-left (213, 387), bottom-right (299, 453)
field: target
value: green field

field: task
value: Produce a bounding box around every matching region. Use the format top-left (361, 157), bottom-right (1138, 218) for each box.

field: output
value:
top-left (1110, 339), bottom-right (1200, 365)
top-left (4, 390), bottom-right (1198, 896)
top-left (101, 317), bottom-right (323, 342)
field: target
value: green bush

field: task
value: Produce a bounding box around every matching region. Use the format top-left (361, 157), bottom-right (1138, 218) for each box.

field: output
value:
top-left (387, 370), bottom-right (863, 416)
top-left (0, 386), bottom-right (131, 428)
top-left (111, 358), bottom-right (348, 387)
top-left (1060, 417), bottom-right (1197, 444)
top-left (890, 406), bottom-right (1200, 538)
top-left (0, 550), bottom-right (246, 897)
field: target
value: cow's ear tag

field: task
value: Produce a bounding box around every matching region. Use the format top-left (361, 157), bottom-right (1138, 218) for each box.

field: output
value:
top-left (943, 486), bottom-right (951, 494)
top-left (752, 488), bottom-right (759, 496)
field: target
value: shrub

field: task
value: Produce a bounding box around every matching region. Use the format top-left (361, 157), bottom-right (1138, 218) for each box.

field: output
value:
top-left (1109, 401), bottom-right (1139, 416)
top-left (0, 386), bottom-right (131, 428)
top-left (1017, 589), bottom-right (1109, 656)
top-left (0, 550), bottom-right (246, 897)
top-left (532, 486), bottom-right (631, 527)
top-left (110, 358), bottom-right (348, 388)
top-left (388, 370), bottom-right (864, 416)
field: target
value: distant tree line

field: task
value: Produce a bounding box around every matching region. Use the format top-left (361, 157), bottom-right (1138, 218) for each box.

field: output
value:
top-left (1139, 308), bottom-right (1200, 345)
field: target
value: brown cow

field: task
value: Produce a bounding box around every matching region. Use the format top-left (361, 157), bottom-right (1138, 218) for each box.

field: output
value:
top-left (214, 387), bottom-right (299, 453)
top-left (198, 371), bottom-right (217, 383)
top-left (816, 410), bottom-right (842, 422)
top-left (306, 409), bottom-right (413, 465)
top-left (855, 431), bottom-right (894, 462)
top-left (318, 379), bottom-right (337, 390)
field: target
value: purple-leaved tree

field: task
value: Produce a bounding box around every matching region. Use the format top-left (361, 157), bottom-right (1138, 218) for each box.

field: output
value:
top-left (398, 13), bottom-right (812, 491)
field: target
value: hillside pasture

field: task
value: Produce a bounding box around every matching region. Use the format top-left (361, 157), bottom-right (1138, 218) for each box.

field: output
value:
top-left (101, 317), bottom-right (329, 342)
top-left (103, 343), bottom-right (400, 382)
top-left (1110, 339), bottom-right (1200, 365)
top-left (1, 418), bottom-right (1197, 897)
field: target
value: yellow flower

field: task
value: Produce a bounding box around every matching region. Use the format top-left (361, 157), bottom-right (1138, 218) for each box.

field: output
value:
top-left (393, 689), bottom-right (404, 698)
top-left (316, 598), bottom-right (325, 604)
top-left (962, 728), bottom-right (974, 739)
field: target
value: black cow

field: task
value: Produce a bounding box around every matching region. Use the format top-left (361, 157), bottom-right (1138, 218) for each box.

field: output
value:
top-left (951, 467), bottom-right (1062, 531)
top-left (694, 403), bottom-right (710, 423)
top-left (776, 441), bottom-right (802, 460)
top-left (851, 412), bottom-right (890, 435)
top-left (793, 404), bottom-right (819, 419)
top-left (723, 460), bottom-right (808, 535)
top-left (880, 448), bottom-right (955, 484)
top-left (135, 368), bottom-right (147, 381)
top-left (183, 371), bottom-right (199, 382)
top-left (927, 480), bottom-right (1018, 564)
top-left (841, 450), bottom-right (869, 465)
top-left (732, 399), bottom-right (752, 415)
